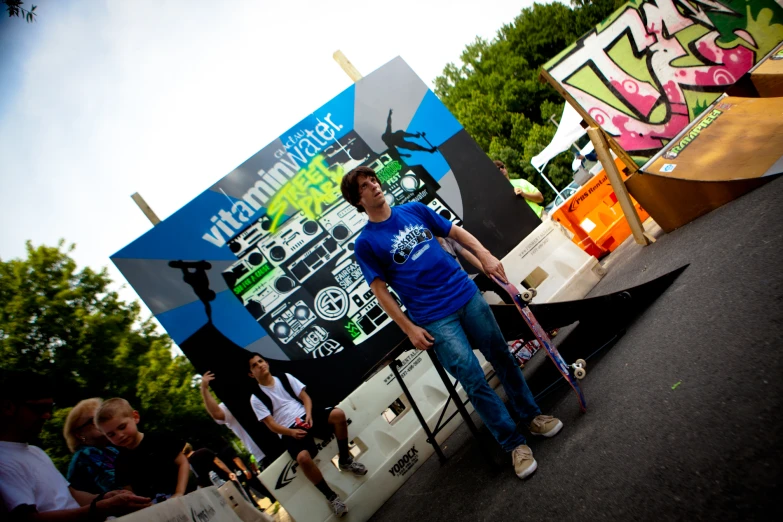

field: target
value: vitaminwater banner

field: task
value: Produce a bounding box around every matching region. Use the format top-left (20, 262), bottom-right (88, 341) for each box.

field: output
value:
top-left (112, 57), bottom-right (539, 456)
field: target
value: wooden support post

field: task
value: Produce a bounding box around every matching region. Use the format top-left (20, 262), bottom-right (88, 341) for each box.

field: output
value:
top-left (586, 127), bottom-right (652, 246)
top-left (539, 68), bottom-right (639, 174)
top-left (333, 50), bottom-right (363, 81)
top-left (131, 192), bottom-right (161, 226)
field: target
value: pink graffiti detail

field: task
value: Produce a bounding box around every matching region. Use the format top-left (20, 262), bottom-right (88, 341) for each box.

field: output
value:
top-left (611, 111), bottom-right (689, 152)
top-left (610, 79), bottom-right (658, 116)
top-left (697, 40), bottom-right (754, 75)
top-left (589, 107), bottom-right (610, 126)
top-left (693, 41), bottom-right (754, 86)
top-left (663, 81), bottom-right (683, 104)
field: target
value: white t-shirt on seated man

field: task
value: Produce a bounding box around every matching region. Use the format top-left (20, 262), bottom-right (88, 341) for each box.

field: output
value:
top-left (249, 374), bottom-right (306, 436)
top-left (0, 441), bottom-right (80, 513)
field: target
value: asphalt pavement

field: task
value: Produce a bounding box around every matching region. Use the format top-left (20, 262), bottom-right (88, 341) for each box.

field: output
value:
top-left (370, 175), bottom-right (783, 521)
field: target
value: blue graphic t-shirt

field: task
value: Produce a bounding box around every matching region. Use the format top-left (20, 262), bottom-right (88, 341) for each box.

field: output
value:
top-left (354, 202), bottom-right (477, 324)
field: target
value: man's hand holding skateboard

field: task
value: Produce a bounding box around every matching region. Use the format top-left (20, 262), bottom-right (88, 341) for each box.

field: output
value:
top-left (478, 252), bottom-right (508, 284)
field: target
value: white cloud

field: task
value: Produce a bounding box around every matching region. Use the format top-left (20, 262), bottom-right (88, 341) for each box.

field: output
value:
top-left (0, 0), bottom-right (538, 318)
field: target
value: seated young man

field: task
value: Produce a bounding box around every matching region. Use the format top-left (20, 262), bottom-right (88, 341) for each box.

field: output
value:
top-left (247, 354), bottom-right (366, 517)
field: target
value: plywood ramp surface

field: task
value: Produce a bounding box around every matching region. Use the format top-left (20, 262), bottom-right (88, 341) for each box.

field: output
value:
top-left (751, 42), bottom-right (783, 97)
top-left (643, 97), bottom-right (783, 182)
top-left (625, 173), bottom-right (774, 233)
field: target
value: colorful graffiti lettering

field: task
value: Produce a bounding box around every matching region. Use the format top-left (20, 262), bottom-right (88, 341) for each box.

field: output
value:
top-left (544, 0), bottom-right (783, 159)
top-left (266, 154), bottom-right (345, 232)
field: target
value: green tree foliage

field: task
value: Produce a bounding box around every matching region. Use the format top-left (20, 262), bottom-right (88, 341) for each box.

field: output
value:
top-left (0, 241), bottom-right (226, 472)
top-left (434, 0), bottom-right (623, 203)
top-left (4, 0), bottom-right (37, 22)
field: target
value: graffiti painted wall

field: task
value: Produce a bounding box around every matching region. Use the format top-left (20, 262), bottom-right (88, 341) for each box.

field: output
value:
top-left (543, 0), bottom-right (783, 161)
top-left (112, 57), bottom-right (541, 459)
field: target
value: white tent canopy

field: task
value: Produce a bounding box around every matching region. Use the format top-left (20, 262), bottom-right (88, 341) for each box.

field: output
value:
top-left (531, 102), bottom-right (586, 171)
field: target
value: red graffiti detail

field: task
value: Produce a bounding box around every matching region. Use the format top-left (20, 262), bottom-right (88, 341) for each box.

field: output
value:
top-left (611, 79), bottom-right (657, 115)
top-left (697, 40), bottom-right (719, 62)
top-left (696, 42), bottom-right (754, 78)
top-left (589, 108), bottom-right (608, 126)
top-left (663, 81), bottom-right (682, 104)
top-left (611, 112), bottom-right (689, 152)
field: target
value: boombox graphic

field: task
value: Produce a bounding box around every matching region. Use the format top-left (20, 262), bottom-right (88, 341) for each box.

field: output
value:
top-left (427, 197), bottom-right (463, 227)
top-left (227, 214), bottom-right (272, 258)
top-left (267, 300), bottom-right (316, 345)
top-left (221, 135), bottom-right (457, 360)
top-left (258, 215), bottom-right (323, 267)
top-left (318, 199), bottom-right (368, 245)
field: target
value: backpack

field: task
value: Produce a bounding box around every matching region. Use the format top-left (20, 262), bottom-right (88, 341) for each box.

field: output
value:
top-left (252, 373), bottom-right (302, 415)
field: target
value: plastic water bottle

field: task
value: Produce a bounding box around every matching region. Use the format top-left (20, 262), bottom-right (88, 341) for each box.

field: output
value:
top-left (209, 470), bottom-right (225, 486)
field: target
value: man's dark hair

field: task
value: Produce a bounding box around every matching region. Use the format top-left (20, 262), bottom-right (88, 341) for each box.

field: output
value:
top-left (340, 166), bottom-right (378, 214)
top-left (244, 353), bottom-right (302, 412)
top-left (247, 352), bottom-right (265, 369)
top-left (0, 369), bottom-right (53, 403)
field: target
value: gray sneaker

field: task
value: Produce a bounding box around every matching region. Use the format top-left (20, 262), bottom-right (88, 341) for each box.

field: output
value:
top-left (338, 457), bottom-right (368, 476)
top-left (330, 496), bottom-right (347, 517)
top-left (512, 444), bottom-right (538, 479)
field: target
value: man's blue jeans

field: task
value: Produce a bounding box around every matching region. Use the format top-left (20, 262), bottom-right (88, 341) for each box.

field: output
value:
top-left (423, 290), bottom-right (541, 451)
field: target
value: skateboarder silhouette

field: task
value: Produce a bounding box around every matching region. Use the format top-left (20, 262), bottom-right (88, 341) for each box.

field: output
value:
top-left (381, 108), bottom-right (437, 160)
top-left (169, 260), bottom-right (216, 323)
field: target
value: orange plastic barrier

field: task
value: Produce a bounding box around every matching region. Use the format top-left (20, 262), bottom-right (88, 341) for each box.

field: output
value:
top-left (551, 157), bottom-right (649, 258)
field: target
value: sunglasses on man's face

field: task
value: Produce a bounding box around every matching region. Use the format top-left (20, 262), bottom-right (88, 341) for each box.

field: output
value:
top-left (21, 401), bottom-right (55, 415)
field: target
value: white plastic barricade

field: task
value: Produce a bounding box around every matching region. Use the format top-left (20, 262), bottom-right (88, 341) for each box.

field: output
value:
top-left (258, 221), bottom-right (600, 522)
top-left (497, 219), bottom-right (605, 303)
top-left (217, 481), bottom-right (274, 522)
top-left (260, 350), bottom-right (497, 522)
top-left (115, 486), bottom-right (243, 522)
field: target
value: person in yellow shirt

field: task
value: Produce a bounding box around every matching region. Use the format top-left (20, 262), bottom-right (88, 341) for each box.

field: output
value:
top-left (493, 160), bottom-right (544, 218)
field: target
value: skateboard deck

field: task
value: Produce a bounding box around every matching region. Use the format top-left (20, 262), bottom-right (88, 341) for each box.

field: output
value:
top-left (492, 276), bottom-right (587, 412)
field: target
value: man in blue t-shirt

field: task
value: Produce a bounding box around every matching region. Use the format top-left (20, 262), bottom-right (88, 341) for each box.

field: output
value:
top-left (340, 166), bottom-right (563, 480)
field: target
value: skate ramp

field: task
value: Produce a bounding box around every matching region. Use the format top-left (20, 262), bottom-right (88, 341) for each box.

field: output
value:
top-left (751, 41), bottom-right (783, 97)
top-left (625, 96), bottom-right (783, 232)
top-left (540, 0), bottom-right (783, 162)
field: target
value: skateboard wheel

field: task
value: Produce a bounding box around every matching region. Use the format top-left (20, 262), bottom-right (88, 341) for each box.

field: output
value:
top-left (520, 290), bottom-right (534, 302)
top-left (575, 359), bottom-right (586, 369)
top-left (574, 368), bottom-right (586, 380)
top-left (529, 288), bottom-right (538, 298)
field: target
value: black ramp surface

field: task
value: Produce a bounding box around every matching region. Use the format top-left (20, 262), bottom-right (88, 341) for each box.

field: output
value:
top-left (370, 175), bottom-right (783, 521)
top-left (492, 264), bottom-right (688, 343)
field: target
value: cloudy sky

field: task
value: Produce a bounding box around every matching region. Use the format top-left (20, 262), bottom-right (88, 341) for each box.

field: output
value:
top-left (0, 0), bottom-right (538, 310)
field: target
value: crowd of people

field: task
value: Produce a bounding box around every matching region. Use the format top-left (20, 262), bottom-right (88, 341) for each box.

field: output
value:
top-left (1, 160), bottom-right (554, 520)
top-left (0, 350), bottom-right (367, 519)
